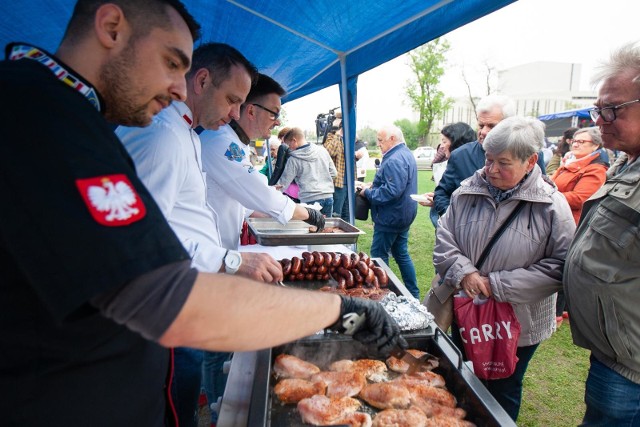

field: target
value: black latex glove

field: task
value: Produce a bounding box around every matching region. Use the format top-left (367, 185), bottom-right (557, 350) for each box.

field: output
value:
top-left (331, 295), bottom-right (407, 356)
top-left (303, 207), bottom-right (325, 232)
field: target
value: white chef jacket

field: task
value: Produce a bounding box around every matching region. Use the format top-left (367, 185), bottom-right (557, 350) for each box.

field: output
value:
top-left (116, 102), bottom-right (226, 272)
top-left (200, 125), bottom-right (296, 250)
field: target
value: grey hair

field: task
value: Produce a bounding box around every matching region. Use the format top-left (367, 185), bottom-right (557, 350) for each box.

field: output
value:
top-left (483, 116), bottom-right (545, 162)
top-left (573, 127), bottom-right (603, 148)
top-left (268, 136), bottom-right (281, 148)
top-left (379, 124), bottom-right (405, 142)
top-left (591, 42), bottom-right (640, 89)
top-left (476, 94), bottom-right (516, 119)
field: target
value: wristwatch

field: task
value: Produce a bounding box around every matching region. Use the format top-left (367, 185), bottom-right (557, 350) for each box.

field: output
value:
top-left (223, 249), bottom-right (242, 275)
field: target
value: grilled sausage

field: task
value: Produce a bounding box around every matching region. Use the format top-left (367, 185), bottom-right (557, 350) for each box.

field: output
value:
top-left (302, 252), bottom-right (314, 268)
top-left (281, 259), bottom-right (292, 276)
top-left (331, 253), bottom-right (342, 268)
top-left (305, 273), bottom-right (314, 281)
top-left (340, 253), bottom-right (351, 269)
top-left (287, 274), bottom-right (296, 282)
top-left (321, 252), bottom-right (332, 266)
top-left (317, 265), bottom-right (328, 275)
top-left (312, 251), bottom-right (324, 267)
top-left (338, 267), bottom-right (354, 288)
top-left (295, 272), bottom-right (305, 281)
top-left (351, 268), bottom-right (363, 286)
top-left (291, 256), bottom-right (302, 274)
top-left (372, 266), bottom-right (388, 287)
top-left (356, 261), bottom-right (369, 276)
top-left (322, 273), bottom-right (331, 281)
top-left (350, 253), bottom-right (360, 266)
top-left (365, 268), bottom-right (375, 285)
top-left (359, 252), bottom-right (370, 265)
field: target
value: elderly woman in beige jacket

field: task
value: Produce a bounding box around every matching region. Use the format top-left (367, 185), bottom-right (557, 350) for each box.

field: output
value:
top-left (433, 116), bottom-right (576, 422)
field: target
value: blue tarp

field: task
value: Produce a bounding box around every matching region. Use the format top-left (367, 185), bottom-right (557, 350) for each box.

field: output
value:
top-left (0, 0), bottom-right (517, 221)
top-left (538, 107), bottom-right (592, 121)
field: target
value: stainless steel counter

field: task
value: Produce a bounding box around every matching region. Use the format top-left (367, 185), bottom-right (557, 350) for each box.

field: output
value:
top-left (216, 351), bottom-right (257, 427)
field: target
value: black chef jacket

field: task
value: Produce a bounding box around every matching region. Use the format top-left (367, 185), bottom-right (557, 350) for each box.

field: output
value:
top-left (0, 45), bottom-right (191, 426)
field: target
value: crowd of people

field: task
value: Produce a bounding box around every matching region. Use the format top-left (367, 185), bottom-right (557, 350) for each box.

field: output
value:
top-left (2, 1), bottom-right (640, 426)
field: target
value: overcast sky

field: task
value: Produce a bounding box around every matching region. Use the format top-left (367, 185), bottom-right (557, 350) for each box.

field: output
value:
top-left (283, 0), bottom-right (640, 132)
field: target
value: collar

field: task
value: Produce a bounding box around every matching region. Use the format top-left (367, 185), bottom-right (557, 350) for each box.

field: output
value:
top-left (229, 120), bottom-right (251, 145)
top-left (7, 43), bottom-right (103, 111)
top-left (170, 101), bottom-right (195, 129)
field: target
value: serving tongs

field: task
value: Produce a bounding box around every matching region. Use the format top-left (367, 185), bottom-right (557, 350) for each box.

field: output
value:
top-left (390, 348), bottom-right (435, 374)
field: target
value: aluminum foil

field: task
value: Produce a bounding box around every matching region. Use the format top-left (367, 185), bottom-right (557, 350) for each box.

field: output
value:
top-left (380, 293), bottom-right (434, 331)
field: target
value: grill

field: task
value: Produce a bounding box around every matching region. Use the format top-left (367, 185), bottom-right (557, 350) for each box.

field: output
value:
top-left (247, 329), bottom-right (516, 426)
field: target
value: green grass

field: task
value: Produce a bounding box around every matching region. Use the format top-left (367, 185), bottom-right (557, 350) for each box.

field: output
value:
top-left (355, 170), bottom-right (590, 426)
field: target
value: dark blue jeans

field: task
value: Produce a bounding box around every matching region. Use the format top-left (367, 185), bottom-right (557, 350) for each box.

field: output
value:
top-left (370, 228), bottom-right (419, 299)
top-left (450, 322), bottom-right (539, 421)
top-left (202, 351), bottom-right (232, 423)
top-left (170, 347), bottom-right (204, 427)
top-left (332, 186), bottom-right (347, 218)
top-left (306, 197), bottom-right (333, 217)
top-left (581, 355), bottom-right (640, 426)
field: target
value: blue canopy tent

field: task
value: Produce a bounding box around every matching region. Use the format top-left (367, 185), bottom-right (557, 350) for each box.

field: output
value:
top-left (1, 0), bottom-right (516, 221)
top-left (538, 107), bottom-right (594, 138)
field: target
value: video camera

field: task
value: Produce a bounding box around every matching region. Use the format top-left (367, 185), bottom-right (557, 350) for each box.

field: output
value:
top-left (315, 106), bottom-right (341, 144)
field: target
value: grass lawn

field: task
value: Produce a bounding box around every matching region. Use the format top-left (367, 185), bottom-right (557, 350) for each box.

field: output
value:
top-left (354, 169), bottom-right (590, 426)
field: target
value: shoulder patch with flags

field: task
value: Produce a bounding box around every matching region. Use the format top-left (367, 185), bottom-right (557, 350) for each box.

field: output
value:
top-left (224, 142), bottom-right (245, 162)
top-left (75, 174), bottom-right (146, 226)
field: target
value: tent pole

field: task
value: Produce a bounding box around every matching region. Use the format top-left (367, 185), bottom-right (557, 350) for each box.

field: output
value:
top-left (338, 55), bottom-right (357, 226)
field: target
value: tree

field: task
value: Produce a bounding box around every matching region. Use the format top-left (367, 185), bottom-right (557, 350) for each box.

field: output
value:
top-left (405, 38), bottom-right (453, 144)
top-left (357, 126), bottom-right (377, 146)
top-left (461, 59), bottom-right (497, 114)
top-left (394, 119), bottom-right (420, 150)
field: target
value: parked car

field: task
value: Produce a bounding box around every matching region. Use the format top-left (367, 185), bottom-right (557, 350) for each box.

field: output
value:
top-left (413, 147), bottom-right (435, 170)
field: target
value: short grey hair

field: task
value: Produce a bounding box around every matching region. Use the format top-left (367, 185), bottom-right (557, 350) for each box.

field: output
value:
top-left (379, 124), bottom-right (405, 142)
top-left (591, 42), bottom-right (640, 89)
top-left (573, 127), bottom-right (603, 148)
top-left (483, 116), bottom-right (545, 162)
top-left (268, 135), bottom-right (281, 148)
top-left (476, 95), bottom-right (516, 119)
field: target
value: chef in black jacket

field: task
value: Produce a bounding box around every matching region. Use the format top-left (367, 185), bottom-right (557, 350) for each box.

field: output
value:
top-left (0, 1), bottom-right (405, 426)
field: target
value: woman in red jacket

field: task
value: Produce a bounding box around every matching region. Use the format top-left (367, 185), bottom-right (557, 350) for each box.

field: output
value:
top-left (551, 127), bottom-right (608, 326)
top-left (551, 127), bottom-right (608, 224)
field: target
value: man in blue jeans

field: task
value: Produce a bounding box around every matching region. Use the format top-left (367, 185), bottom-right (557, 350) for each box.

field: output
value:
top-left (564, 42), bottom-right (640, 426)
top-left (359, 124), bottom-right (419, 299)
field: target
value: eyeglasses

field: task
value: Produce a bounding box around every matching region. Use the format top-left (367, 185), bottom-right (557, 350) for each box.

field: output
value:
top-left (252, 103), bottom-right (280, 121)
top-left (572, 139), bottom-right (593, 145)
top-left (590, 99), bottom-right (640, 122)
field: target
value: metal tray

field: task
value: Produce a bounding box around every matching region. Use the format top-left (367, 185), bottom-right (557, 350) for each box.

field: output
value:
top-left (247, 218), bottom-right (365, 246)
top-left (248, 329), bottom-right (516, 427)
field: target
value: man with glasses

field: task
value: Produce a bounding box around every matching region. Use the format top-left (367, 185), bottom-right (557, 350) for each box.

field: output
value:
top-left (564, 42), bottom-right (640, 425)
top-left (200, 73), bottom-right (326, 250)
top-left (198, 74), bottom-right (326, 421)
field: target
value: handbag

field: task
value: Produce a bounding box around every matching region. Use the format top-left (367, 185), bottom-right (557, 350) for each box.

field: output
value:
top-left (424, 274), bottom-right (452, 331)
top-left (354, 188), bottom-right (370, 221)
top-left (453, 296), bottom-right (521, 380)
top-left (423, 200), bottom-right (527, 332)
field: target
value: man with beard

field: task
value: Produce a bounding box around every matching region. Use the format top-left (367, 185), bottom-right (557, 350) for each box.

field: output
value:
top-left (0, 1), bottom-right (406, 425)
top-left (116, 43), bottom-right (285, 427)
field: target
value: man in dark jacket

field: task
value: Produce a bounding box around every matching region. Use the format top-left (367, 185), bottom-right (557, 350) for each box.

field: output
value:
top-left (359, 125), bottom-right (419, 298)
top-left (433, 95), bottom-right (546, 218)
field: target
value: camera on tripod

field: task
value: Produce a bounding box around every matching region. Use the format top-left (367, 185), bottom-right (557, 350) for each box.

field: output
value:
top-left (315, 107), bottom-right (341, 144)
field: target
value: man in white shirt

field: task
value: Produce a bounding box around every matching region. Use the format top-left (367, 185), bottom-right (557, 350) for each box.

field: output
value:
top-left (116, 43), bottom-right (281, 427)
top-left (199, 74), bottom-right (325, 250)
